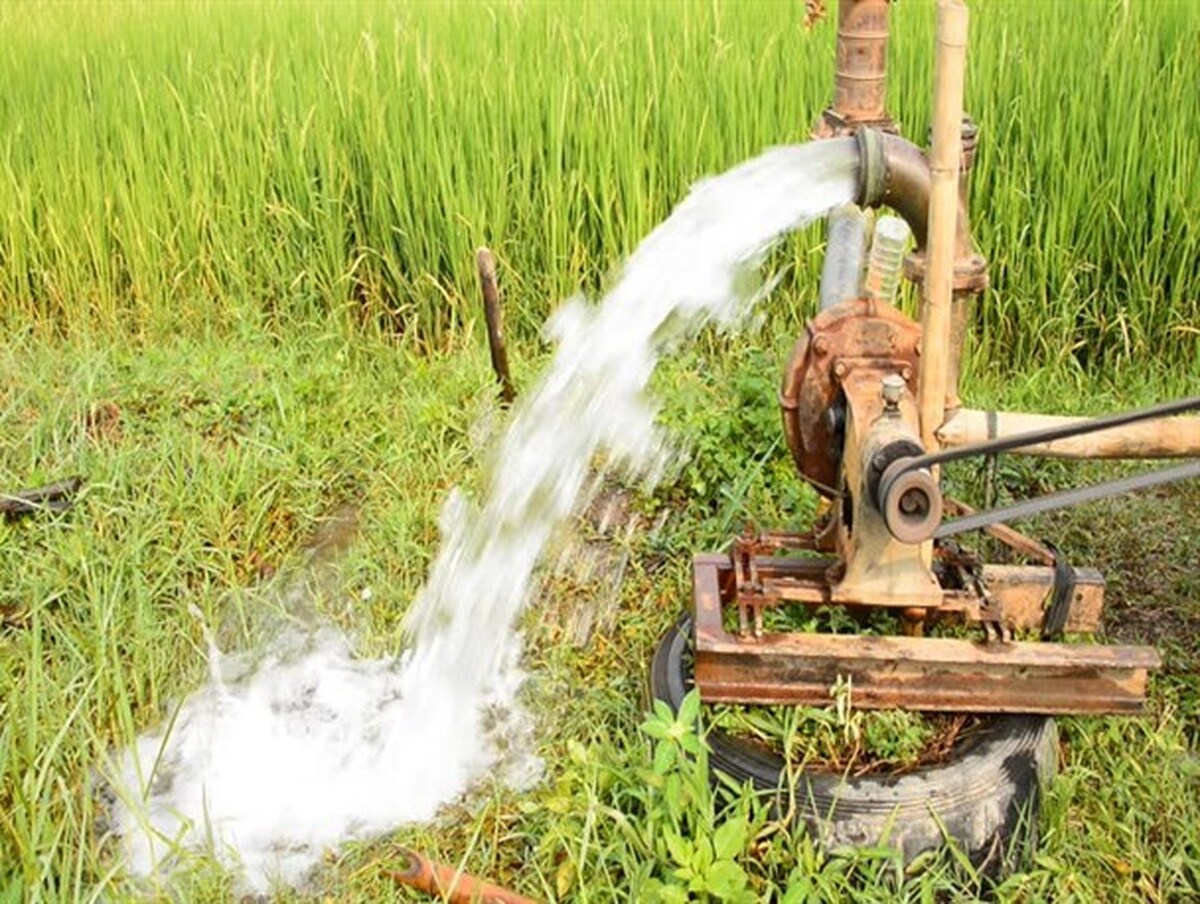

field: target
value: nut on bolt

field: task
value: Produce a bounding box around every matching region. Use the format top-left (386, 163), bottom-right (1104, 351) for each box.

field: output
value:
top-left (881, 373), bottom-right (906, 411)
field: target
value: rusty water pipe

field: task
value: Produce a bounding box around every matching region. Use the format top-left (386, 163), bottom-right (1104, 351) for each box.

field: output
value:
top-left (814, 2), bottom-right (987, 294)
top-left (853, 129), bottom-right (985, 288)
top-left (814, 0), bottom-right (898, 137)
top-left (388, 847), bottom-right (535, 904)
top-left (852, 127), bottom-right (988, 421)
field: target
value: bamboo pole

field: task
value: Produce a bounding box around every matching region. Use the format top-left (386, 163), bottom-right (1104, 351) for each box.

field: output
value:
top-left (938, 409), bottom-right (1200, 459)
top-left (918, 1), bottom-right (969, 452)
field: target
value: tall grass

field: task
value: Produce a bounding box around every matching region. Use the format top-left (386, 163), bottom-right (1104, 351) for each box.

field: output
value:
top-left (1, 0), bottom-right (1197, 372)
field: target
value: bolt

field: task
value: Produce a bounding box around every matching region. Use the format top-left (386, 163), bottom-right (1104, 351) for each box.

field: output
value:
top-left (833, 360), bottom-right (848, 378)
top-left (881, 373), bottom-right (905, 408)
top-left (901, 364), bottom-right (913, 381)
top-left (812, 335), bottom-right (829, 356)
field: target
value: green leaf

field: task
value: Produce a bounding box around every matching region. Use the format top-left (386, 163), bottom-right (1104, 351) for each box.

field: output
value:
top-left (692, 836), bottom-right (714, 874)
top-left (566, 738), bottom-right (589, 764)
top-left (664, 829), bottom-right (692, 867)
top-left (678, 688), bottom-right (702, 727)
top-left (781, 873), bottom-right (813, 904)
top-left (663, 774), bottom-right (685, 823)
top-left (653, 738), bottom-right (677, 774)
top-left (653, 698), bottom-right (675, 723)
top-left (647, 878), bottom-right (689, 904)
top-left (555, 857), bottom-right (576, 898)
top-left (712, 816), bottom-right (747, 861)
top-left (642, 718), bottom-right (670, 740)
top-left (706, 860), bottom-right (749, 899)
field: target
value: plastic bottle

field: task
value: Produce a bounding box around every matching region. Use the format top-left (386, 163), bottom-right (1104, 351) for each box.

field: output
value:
top-left (861, 215), bottom-right (911, 305)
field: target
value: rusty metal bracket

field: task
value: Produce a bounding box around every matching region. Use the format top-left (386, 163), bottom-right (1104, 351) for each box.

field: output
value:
top-left (692, 550), bottom-right (1158, 715)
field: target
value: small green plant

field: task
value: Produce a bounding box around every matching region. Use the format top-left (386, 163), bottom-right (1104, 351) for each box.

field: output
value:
top-left (639, 690), bottom-right (756, 902)
top-left (711, 675), bottom-right (942, 776)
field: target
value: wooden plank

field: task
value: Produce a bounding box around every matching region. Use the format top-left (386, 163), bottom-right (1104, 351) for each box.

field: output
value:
top-left (938, 408), bottom-right (1200, 459)
top-left (942, 497), bottom-right (1056, 563)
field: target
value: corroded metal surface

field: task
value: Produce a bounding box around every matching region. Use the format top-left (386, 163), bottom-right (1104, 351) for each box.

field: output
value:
top-left (389, 847), bottom-right (534, 904)
top-left (779, 297), bottom-right (921, 494)
top-left (692, 553), bottom-right (1159, 714)
top-left (813, 0), bottom-right (898, 137)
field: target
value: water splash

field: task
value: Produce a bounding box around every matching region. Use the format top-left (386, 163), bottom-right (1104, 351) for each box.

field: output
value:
top-left (109, 138), bottom-right (858, 892)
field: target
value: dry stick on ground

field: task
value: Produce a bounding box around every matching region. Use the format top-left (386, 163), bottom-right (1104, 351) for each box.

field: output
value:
top-left (476, 247), bottom-right (516, 406)
top-left (0, 477), bottom-right (84, 519)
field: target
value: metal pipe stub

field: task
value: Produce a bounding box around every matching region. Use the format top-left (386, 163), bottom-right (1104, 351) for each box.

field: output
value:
top-left (854, 127), bottom-right (887, 211)
top-left (388, 847), bottom-right (535, 904)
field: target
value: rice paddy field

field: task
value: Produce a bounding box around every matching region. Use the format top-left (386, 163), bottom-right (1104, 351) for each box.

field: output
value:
top-left (2, 0), bottom-right (1199, 900)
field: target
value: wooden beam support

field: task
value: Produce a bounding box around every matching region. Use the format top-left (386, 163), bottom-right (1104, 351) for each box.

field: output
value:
top-left (938, 408), bottom-right (1200, 459)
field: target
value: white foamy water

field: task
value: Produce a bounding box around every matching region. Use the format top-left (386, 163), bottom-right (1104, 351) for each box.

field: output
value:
top-left (109, 139), bottom-right (857, 892)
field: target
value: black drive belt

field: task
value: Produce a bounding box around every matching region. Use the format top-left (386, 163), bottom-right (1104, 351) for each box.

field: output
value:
top-left (895, 396), bottom-right (1200, 539)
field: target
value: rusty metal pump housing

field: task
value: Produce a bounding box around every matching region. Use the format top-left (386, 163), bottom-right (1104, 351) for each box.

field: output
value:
top-left (780, 296), bottom-right (921, 495)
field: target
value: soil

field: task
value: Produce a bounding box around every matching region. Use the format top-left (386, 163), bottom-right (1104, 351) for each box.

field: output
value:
top-left (1038, 481), bottom-right (1200, 674)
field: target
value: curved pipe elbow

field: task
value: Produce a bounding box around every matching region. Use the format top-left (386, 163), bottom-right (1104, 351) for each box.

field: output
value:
top-left (853, 129), bottom-right (975, 263)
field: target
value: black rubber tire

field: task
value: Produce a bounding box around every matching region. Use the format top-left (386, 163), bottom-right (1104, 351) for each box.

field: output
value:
top-left (649, 614), bottom-right (1057, 872)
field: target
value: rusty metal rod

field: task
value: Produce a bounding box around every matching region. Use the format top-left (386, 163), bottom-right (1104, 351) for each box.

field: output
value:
top-left (388, 847), bottom-right (536, 904)
top-left (477, 246), bottom-right (516, 406)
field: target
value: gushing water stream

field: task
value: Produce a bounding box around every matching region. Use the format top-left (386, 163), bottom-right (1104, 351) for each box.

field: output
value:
top-left (110, 139), bottom-right (857, 892)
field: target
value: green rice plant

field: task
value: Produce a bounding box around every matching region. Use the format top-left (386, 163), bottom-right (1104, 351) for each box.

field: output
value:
top-left (0, 0), bottom-right (1196, 376)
